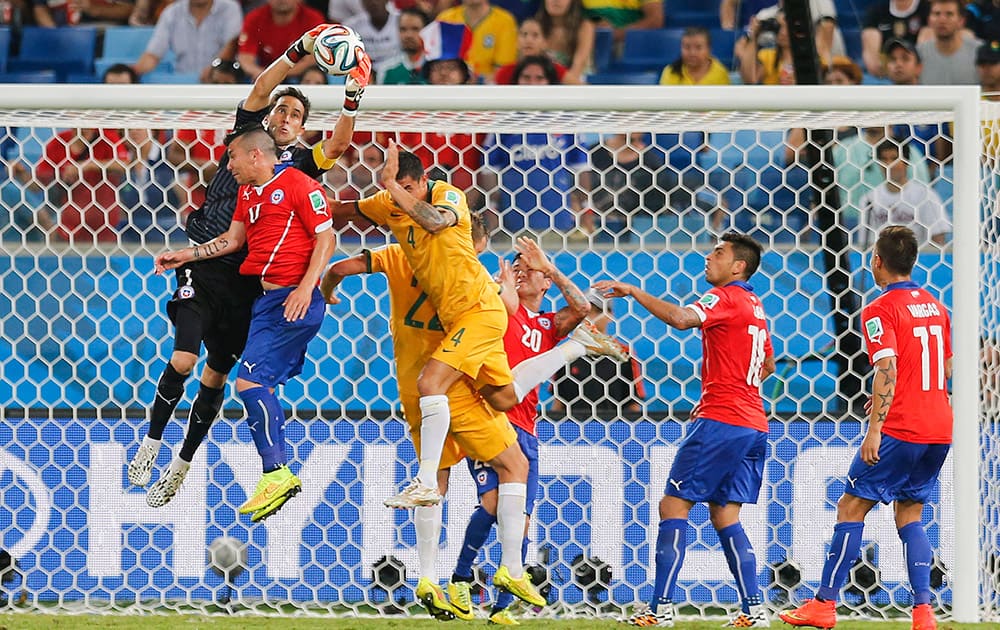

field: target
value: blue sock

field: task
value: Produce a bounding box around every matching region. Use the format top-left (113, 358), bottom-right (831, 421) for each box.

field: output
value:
top-left (717, 522), bottom-right (762, 613)
top-left (454, 506), bottom-right (496, 581)
top-left (898, 522), bottom-right (932, 605)
top-left (651, 518), bottom-right (687, 612)
top-left (493, 537), bottom-right (528, 612)
top-left (238, 386), bottom-right (287, 472)
top-left (818, 521), bottom-right (865, 602)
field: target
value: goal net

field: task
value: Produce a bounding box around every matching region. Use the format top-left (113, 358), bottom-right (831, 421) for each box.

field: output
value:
top-left (0, 84), bottom-right (990, 622)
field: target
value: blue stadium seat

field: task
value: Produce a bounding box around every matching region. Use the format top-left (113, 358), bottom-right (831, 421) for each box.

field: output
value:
top-left (709, 28), bottom-right (737, 69)
top-left (12, 27), bottom-right (98, 80)
top-left (65, 72), bottom-right (101, 83)
top-left (666, 10), bottom-right (719, 28)
top-left (586, 70), bottom-right (660, 84)
top-left (141, 71), bottom-right (199, 84)
top-left (101, 26), bottom-right (154, 59)
top-left (0, 27), bottom-right (10, 74)
top-left (614, 28), bottom-right (684, 73)
top-left (834, 0), bottom-right (864, 27)
top-left (841, 27), bottom-right (862, 62)
top-left (0, 70), bottom-right (57, 83)
top-left (593, 28), bottom-right (614, 73)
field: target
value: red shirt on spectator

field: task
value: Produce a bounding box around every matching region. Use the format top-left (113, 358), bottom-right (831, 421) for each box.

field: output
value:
top-left (238, 1), bottom-right (326, 69)
top-left (494, 60), bottom-right (566, 85)
top-left (36, 129), bottom-right (128, 243)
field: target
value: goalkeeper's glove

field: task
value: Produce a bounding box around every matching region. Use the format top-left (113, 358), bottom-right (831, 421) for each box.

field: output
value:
top-left (342, 50), bottom-right (372, 117)
top-left (284, 23), bottom-right (334, 66)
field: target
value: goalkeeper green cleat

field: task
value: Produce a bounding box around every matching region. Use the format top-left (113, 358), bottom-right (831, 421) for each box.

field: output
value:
top-left (238, 466), bottom-right (301, 515)
top-left (493, 565), bottom-right (545, 608)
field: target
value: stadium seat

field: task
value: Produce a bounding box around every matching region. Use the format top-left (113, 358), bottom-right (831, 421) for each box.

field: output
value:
top-left (0, 27), bottom-right (10, 74)
top-left (587, 71), bottom-right (659, 84)
top-left (12, 27), bottom-right (98, 81)
top-left (0, 70), bottom-right (57, 83)
top-left (593, 28), bottom-right (614, 73)
top-left (666, 10), bottom-right (719, 28)
top-left (841, 27), bottom-right (862, 62)
top-left (709, 28), bottom-right (737, 69)
top-left (614, 28), bottom-right (684, 73)
top-left (141, 71), bottom-right (199, 84)
top-left (65, 72), bottom-right (101, 83)
top-left (101, 26), bottom-right (154, 59)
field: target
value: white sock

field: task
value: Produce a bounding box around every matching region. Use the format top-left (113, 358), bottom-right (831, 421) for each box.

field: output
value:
top-left (142, 436), bottom-right (161, 452)
top-left (417, 395), bottom-right (450, 487)
top-left (168, 457), bottom-right (190, 474)
top-left (497, 482), bottom-right (527, 578)
top-left (415, 503), bottom-right (443, 581)
top-left (510, 342), bottom-right (584, 402)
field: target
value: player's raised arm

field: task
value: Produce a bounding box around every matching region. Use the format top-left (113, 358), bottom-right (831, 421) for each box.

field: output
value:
top-left (495, 257), bottom-right (519, 314)
top-left (320, 254), bottom-right (369, 304)
top-left (593, 280), bottom-right (702, 330)
top-left (515, 236), bottom-right (589, 336)
top-left (244, 24), bottom-right (333, 111)
top-left (381, 140), bottom-right (455, 233)
top-left (153, 222), bottom-right (247, 274)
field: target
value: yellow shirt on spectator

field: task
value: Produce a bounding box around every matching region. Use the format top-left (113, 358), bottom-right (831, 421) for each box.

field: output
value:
top-left (436, 7), bottom-right (517, 79)
top-left (659, 58), bottom-right (731, 85)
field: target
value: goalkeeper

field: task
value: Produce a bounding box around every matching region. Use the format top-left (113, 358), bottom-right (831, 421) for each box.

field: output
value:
top-left (129, 24), bottom-right (371, 520)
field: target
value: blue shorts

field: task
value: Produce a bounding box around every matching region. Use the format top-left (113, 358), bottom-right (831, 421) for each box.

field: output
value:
top-left (467, 425), bottom-right (539, 514)
top-left (237, 286), bottom-right (325, 388)
top-left (664, 418), bottom-right (767, 505)
top-left (844, 434), bottom-right (950, 504)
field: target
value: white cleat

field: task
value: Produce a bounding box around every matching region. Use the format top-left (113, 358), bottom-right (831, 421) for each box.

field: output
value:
top-left (723, 604), bottom-right (771, 627)
top-left (146, 460), bottom-right (190, 508)
top-left (127, 442), bottom-right (158, 487)
top-left (624, 603), bottom-right (674, 627)
top-left (571, 321), bottom-right (629, 362)
top-left (383, 479), bottom-right (442, 509)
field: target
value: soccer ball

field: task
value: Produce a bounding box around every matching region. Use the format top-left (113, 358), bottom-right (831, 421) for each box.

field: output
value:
top-left (313, 25), bottom-right (365, 76)
top-left (207, 536), bottom-right (246, 580)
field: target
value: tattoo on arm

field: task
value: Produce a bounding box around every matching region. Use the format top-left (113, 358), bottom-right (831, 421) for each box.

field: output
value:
top-left (550, 270), bottom-right (590, 336)
top-left (872, 361), bottom-right (897, 427)
top-left (192, 238), bottom-right (230, 260)
top-left (409, 200), bottom-right (452, 231)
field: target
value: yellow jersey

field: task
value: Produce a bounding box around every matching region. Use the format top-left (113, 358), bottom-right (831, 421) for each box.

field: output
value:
top-left (437, 5), bottom-right (518, 78)
top-left (358, 180), bottom-right (503, 328)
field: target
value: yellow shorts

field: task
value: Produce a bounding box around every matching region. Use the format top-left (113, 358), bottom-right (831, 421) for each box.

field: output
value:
top-left (432, 306), bottom-right (512, 388)
top-left (401, 378), bottom-right (517, 466)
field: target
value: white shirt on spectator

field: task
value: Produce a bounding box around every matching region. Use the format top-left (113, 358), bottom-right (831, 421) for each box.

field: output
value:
top-left (860, 179), bottom-right (951, 246)
top-left (144, 0), bottom-right (243, 74)
top-left (343, 4), bottom-right (400, 69)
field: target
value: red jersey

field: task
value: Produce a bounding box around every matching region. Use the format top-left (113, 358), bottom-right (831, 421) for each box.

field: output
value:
top-left (232, 168), bottom-right (332, 286)
top-left (687, 281), bottom-right (772, 432)
top-left (502, 304), bottom-right (563, 435)
top-left (862, 281), bottom-right (953, 444)
top-left (238, 4), bottom-right (326, 68)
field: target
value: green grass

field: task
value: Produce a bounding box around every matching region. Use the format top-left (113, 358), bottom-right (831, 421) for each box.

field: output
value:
top-left (1, 613), bottom-right (998, 630)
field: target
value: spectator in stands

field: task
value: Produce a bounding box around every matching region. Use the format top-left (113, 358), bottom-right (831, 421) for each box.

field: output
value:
top-left (344, 0), bottom-right (400, 70)
top-left (728, 0), bottom-right (844, 65)
top-left (103, 62), bottom-right (139, 84)
top-left (859, 139), bottom-right (950, 248)
top-left (536, 0), bottom-right (593, 84)
top-left (919, 0), bottom-right (980, 84)
top-left (862, 0), bottom-right (931, 78)
top-left (494, 16), bottom-right (567, 84)
top-left (34, 0), bottom-right (133, 27)
top-left (437, 0), bottom-right (518, 82)
top-left (660, 26), bottom-right (730, 85)
top-left (35, 128), bottom-right (130, 243)
top-left (883, 38), bottom-right (948, 170)
top-left (129, 0), bottom-right (167, 25)
top-left (582, 132), bottom-right (665, 241)
top-left (299, 63), bottom-right (328, 84)
top-left (205, 57), bottom-right (245, 83)
top-left (821, 54), bottom-right (863, 84)
top-left (978, 38), bottom-right (1000, 91)
top-left (583, 0), bottom-right (662, 45)
top-left (720, 0), bottom-right (773, 30)
top-left (551, 289), bottom-right (643, 418)
top-left (134, 0), bottom-right (243, 81)
top-left (737, 11), bottom-right (796, 84)
top-left (237, 0), bottom-right (326, 80)
top-left (378, 7), bottom-right (431, 84)
top-left (967, 0), bottom-right (1000, 42)
top-left (480, 55), bottom-right (585, 235)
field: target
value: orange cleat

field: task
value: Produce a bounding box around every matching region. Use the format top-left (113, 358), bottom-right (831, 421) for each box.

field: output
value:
top-left (778, 599), bottom-right (836, 629)
top-left (911, 603), bottom-right (937, 630)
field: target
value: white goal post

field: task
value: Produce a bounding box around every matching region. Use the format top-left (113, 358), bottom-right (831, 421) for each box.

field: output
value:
top-left (0, 84), bottom-right (987, 622)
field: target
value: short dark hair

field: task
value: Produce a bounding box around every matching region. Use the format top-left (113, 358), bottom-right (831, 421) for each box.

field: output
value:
top-left (400, 6), bottom-right (430, 25)
top-left (396, 150), bottom-right (426, 180)
top-left (270, 86), bottom-right (312, 125)
top-left (299, 65), bottom-right (329, 85)
top-left (876, 138), bottom-right (909, 161)
top-left (471, 211), bottom-right (488, 242)
top-left (103, 63), bottom-right (138, 84)
top-left (875, 225), bottom-right (918, 276)
top-left (224, 122), bottom-right (279, 157)
top-left (513, 55), bottom-right (561, 85)
top-left (722, 231), bottom-right (764, 279)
